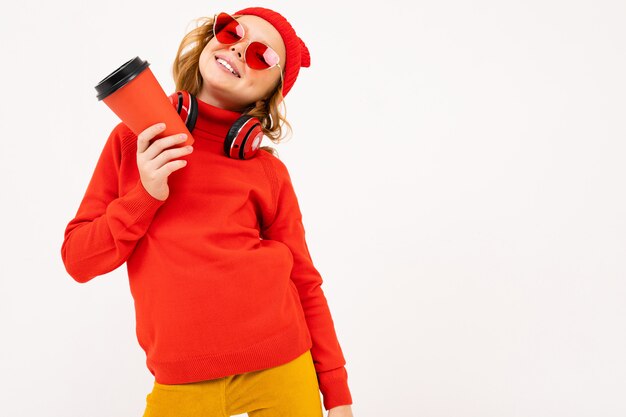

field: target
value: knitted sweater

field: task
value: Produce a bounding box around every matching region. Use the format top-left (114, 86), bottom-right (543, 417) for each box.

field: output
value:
top-left (60, 97), bottom-right (352, 410)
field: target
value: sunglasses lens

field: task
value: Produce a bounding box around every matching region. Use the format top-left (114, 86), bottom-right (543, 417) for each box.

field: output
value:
top-left (246, 41), bottom-right (280, 70)
top-left (214, 12), bottom-right (244, 44)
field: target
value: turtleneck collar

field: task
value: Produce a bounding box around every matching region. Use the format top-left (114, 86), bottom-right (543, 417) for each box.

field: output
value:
top-left (192, 96), bottom-right (244, 144)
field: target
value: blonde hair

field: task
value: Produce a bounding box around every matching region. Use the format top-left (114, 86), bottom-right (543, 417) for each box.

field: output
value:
top-left (171, 15), bottom-right (293, 157)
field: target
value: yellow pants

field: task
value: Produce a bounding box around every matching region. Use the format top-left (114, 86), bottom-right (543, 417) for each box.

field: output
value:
top-left (142, 350), bottom-right (323, 417)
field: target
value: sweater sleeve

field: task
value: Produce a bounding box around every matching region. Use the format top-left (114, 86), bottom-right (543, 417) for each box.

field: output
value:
top-left (60, 122), bottom-right (166, 284)
top-left (261, 156), bottom-right (353, 411)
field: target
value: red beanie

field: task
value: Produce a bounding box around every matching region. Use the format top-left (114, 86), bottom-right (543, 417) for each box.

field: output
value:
top-left (232, 7), bottom-right (311, 98)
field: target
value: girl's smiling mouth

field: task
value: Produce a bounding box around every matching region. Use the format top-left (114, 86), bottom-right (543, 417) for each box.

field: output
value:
top-left (215, 56), bottom-right (241, 78)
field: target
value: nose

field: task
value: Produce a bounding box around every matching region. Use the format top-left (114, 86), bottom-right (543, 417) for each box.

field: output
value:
top-left (230, 41), bottom-right (248, 61)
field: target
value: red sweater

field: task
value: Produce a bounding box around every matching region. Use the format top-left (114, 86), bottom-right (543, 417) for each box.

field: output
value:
top-left (60, 97), bottom-right (352, 410)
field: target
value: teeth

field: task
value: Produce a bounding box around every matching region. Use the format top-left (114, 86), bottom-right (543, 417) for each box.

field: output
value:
top-left (216, 58), bottom-right (239, 77)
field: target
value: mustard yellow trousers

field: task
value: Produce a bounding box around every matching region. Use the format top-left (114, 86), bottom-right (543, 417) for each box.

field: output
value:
top-left (142, 350), bottom-right (323, 417)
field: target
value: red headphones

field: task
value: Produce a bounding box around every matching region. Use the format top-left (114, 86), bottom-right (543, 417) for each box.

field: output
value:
top-left (168, 90), bottom-right (263, 160)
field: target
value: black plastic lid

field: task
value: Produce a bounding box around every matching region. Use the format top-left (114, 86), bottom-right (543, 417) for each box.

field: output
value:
top-left (95, 56), bottom-right (150, 101)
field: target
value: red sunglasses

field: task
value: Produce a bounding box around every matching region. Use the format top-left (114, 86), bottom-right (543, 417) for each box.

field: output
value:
top-left (213, 12), bottom-right (283, 82)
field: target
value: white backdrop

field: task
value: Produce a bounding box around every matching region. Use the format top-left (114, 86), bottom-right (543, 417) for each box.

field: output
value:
top-left (1, 0), bottom-right (625, 416)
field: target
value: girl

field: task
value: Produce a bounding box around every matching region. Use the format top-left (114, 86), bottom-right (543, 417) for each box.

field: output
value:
top-left (61, 6), bottom-right (354, 417)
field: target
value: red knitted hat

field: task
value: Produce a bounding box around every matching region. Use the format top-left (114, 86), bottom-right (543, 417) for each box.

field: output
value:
top-left (232, 7), bottom-right (310, 98)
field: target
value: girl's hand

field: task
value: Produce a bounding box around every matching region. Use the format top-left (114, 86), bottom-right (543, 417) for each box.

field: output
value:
top-left (328, 404), bottom-right (354, 417)
top-left (136, 123), bottom-right (194, 201)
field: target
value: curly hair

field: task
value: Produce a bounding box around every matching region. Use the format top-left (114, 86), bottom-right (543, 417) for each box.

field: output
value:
top-left (171, 15), bottom-right (293, 157)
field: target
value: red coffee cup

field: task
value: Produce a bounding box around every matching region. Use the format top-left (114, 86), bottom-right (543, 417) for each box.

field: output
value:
top-left (94, 56), bottom-right (194, 147)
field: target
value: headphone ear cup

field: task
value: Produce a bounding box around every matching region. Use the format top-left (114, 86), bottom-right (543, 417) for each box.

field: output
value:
top-left (225, 115), bottom-right (263, 160)
top-left (167, 91), bottom-right (197, 133)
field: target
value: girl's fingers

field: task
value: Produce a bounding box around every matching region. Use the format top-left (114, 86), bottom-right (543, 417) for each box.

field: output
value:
top-left (137, 123), bottom-right (166, 154)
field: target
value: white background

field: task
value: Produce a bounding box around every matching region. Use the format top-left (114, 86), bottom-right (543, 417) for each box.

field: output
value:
top-left (1, 0), bottom-right (625, 416)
